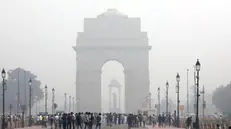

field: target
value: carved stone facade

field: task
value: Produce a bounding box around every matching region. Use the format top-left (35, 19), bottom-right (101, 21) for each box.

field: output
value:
top-left (73, 9), bottom-right (151, 113)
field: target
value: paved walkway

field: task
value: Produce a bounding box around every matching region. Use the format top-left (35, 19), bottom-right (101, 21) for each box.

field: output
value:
top-left (16, 126), bottom-right (41, 129)
top-left (16, 125), bottom-right (184, 129)
top-left (151, 127), bottom-right (184, 129)
top-left (147, 126), bottom-right (184, 129)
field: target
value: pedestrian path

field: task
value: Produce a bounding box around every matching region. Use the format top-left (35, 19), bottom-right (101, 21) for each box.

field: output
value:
top-left (15, 125), bottom-right (184, 129)
top-left (16, 126), bottom-right (41, 129)
top-left (147, 125), bottom-right (184, 129)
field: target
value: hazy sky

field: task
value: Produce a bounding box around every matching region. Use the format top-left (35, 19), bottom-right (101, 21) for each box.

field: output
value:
top-left (1, 0), bottom-right (231, 110)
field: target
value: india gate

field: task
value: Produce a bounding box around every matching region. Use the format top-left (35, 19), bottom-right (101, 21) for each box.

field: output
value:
top-left (73, 9), bottom-right (151, 113)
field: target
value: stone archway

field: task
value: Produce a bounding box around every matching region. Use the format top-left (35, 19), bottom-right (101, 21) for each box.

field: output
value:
top-left (73, 9), bottom-right (151, 113)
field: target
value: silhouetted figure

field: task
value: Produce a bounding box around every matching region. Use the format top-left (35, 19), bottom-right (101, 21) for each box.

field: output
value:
top-left (58, 114), bottom-right (62, 129)
top-left (76, 113), bottom-right (82, 129)
top-left (158, 114), bottom-right (162, 127)
top-left (168, 113), bottom-right (171, 127)
top-left (67, 113), bottom-right (72, 129)
top-left (127, 114), bottom-right (132, 129)
top-left (62, 114), bottom-right (67, 129)
top-left (89, 113), bottom-right (94, 129)
top-left (50, 115), bottom-right (54, 129)
top-left (118, 114), bottom-right (121, 125)
top-left (186, 116), bottom-right (192, 129)
top-left (109, 113), bottom-right (113, 127)
top-left (83, 112), bottom-right (89, 129)
top-left (143, 114), bottom-right (146, 128)
top-left (161, 114), bottom-right (166, 127)
top-left (95, 113), bottom-right (101, 129)
top-left (151, 114), bottom-right (156, 127)
top-left (114, 113), bottom-right (117, 125)
top-left (138, 114), bottom-right (143, 127)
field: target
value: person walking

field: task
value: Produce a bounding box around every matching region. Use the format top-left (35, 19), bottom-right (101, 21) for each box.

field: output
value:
top-left (89, 113), bottom-right (94, 129)
top-left (138, 114), bottom-right (143, 127)
top-left (62, 113), bottom-right (67, 129)
top-left (95, 113), bottom-right (102, 129)
top-left (67, 113), bottom-right (72, 129)
top-left (83, 112), bottom-right (89, 129)
top-left (186, 116), bottom-right (192, 129)
top-left (127, 114), bottom-right (132, 129)
top-left (168, 113), bottom-right (171, 127)
top-left (142, 114), bottom-right (147, 128)
top-left (158, 114), bottom-right (162, 127)
top-left (76, 113), bottom-right (82, 129)
top-left (151, 114), bottom-right (156, 127)
top-left (71, 113), bottom-right (75, 129)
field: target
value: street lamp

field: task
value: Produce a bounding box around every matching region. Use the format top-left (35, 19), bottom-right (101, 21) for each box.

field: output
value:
top-left (69, 96), bottom-right (71, 112)
top-left (157, 87), bottom-right (160, 115)
top-left (1, 68), bottom-right (6, 129)
top-left (72, 97), bottom-right (75, 113)
top-left (45, 85), bottom-right (48, 114)
top-left (166, 81), bottom-right (169, 117)
top-left (28, 78), bottom-right (32, 126)
top-left (64, 93), bottom-right (67, 112)
top-left (195, 59), bottom-right (201, 129)
top-left (176, 73), bottom-right (180, 128)
top-left (52, 88), bottom-right (55, 115)
top-left (77, 99), bottom-right (79, 112)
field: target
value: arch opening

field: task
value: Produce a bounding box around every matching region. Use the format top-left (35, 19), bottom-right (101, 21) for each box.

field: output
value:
top-left (101, 60), bottom-right (125, 113)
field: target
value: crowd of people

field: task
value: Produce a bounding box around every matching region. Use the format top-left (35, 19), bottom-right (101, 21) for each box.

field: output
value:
top-left (35, 112), bottom-right (180, 129)
top-left (0, 114), bottom-right (34, 128)
top-left (37, 112), bottom-right (126, 129)
top-left (1, 112), bottom-right (231, 129)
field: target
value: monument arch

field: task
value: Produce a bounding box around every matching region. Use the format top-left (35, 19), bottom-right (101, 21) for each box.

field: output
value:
top-left (73, 9), bottom-right (151, 113)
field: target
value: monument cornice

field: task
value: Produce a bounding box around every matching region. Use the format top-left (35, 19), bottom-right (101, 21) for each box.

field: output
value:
top-left (73, 45), bottom-right (152, 51)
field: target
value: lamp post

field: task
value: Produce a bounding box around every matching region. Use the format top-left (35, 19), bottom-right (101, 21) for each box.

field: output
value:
top-left (186, 69), bottom-right (189, 115)
top-left (1, 68), bottom-right (6, 129)
top-left (72, 97), bottom-right (75, 113)
top-left (201, 86), bottom-right (205, 118)
top-left (166, 81), bottom-right (169, 117)
top-left (45, 85), bottom-right (48, 114)
top-left (64, 93), bottom-right (67, 112)
top-left (28, 78), bottom-right (32, 126)
top-left (9, 104), bottom-right (13, 129)
top-left (157, 87), bottom-right (160, 115)
top-left (77, 99), bottom-right (79, 112)
top-left (69, 96), bottom-right (71, 112)
top-left (52, 88), bottom-right (55, 115)
top-left (176, 73), bottom-right (180, 128)
top-left (195, 59), bottom-right (201, 129)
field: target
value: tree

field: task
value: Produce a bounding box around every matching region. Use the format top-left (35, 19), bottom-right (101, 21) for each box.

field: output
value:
top-left (0, 67), bottom-right (43, 113)
top-left (212, 82), bottom-right (231, 113)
